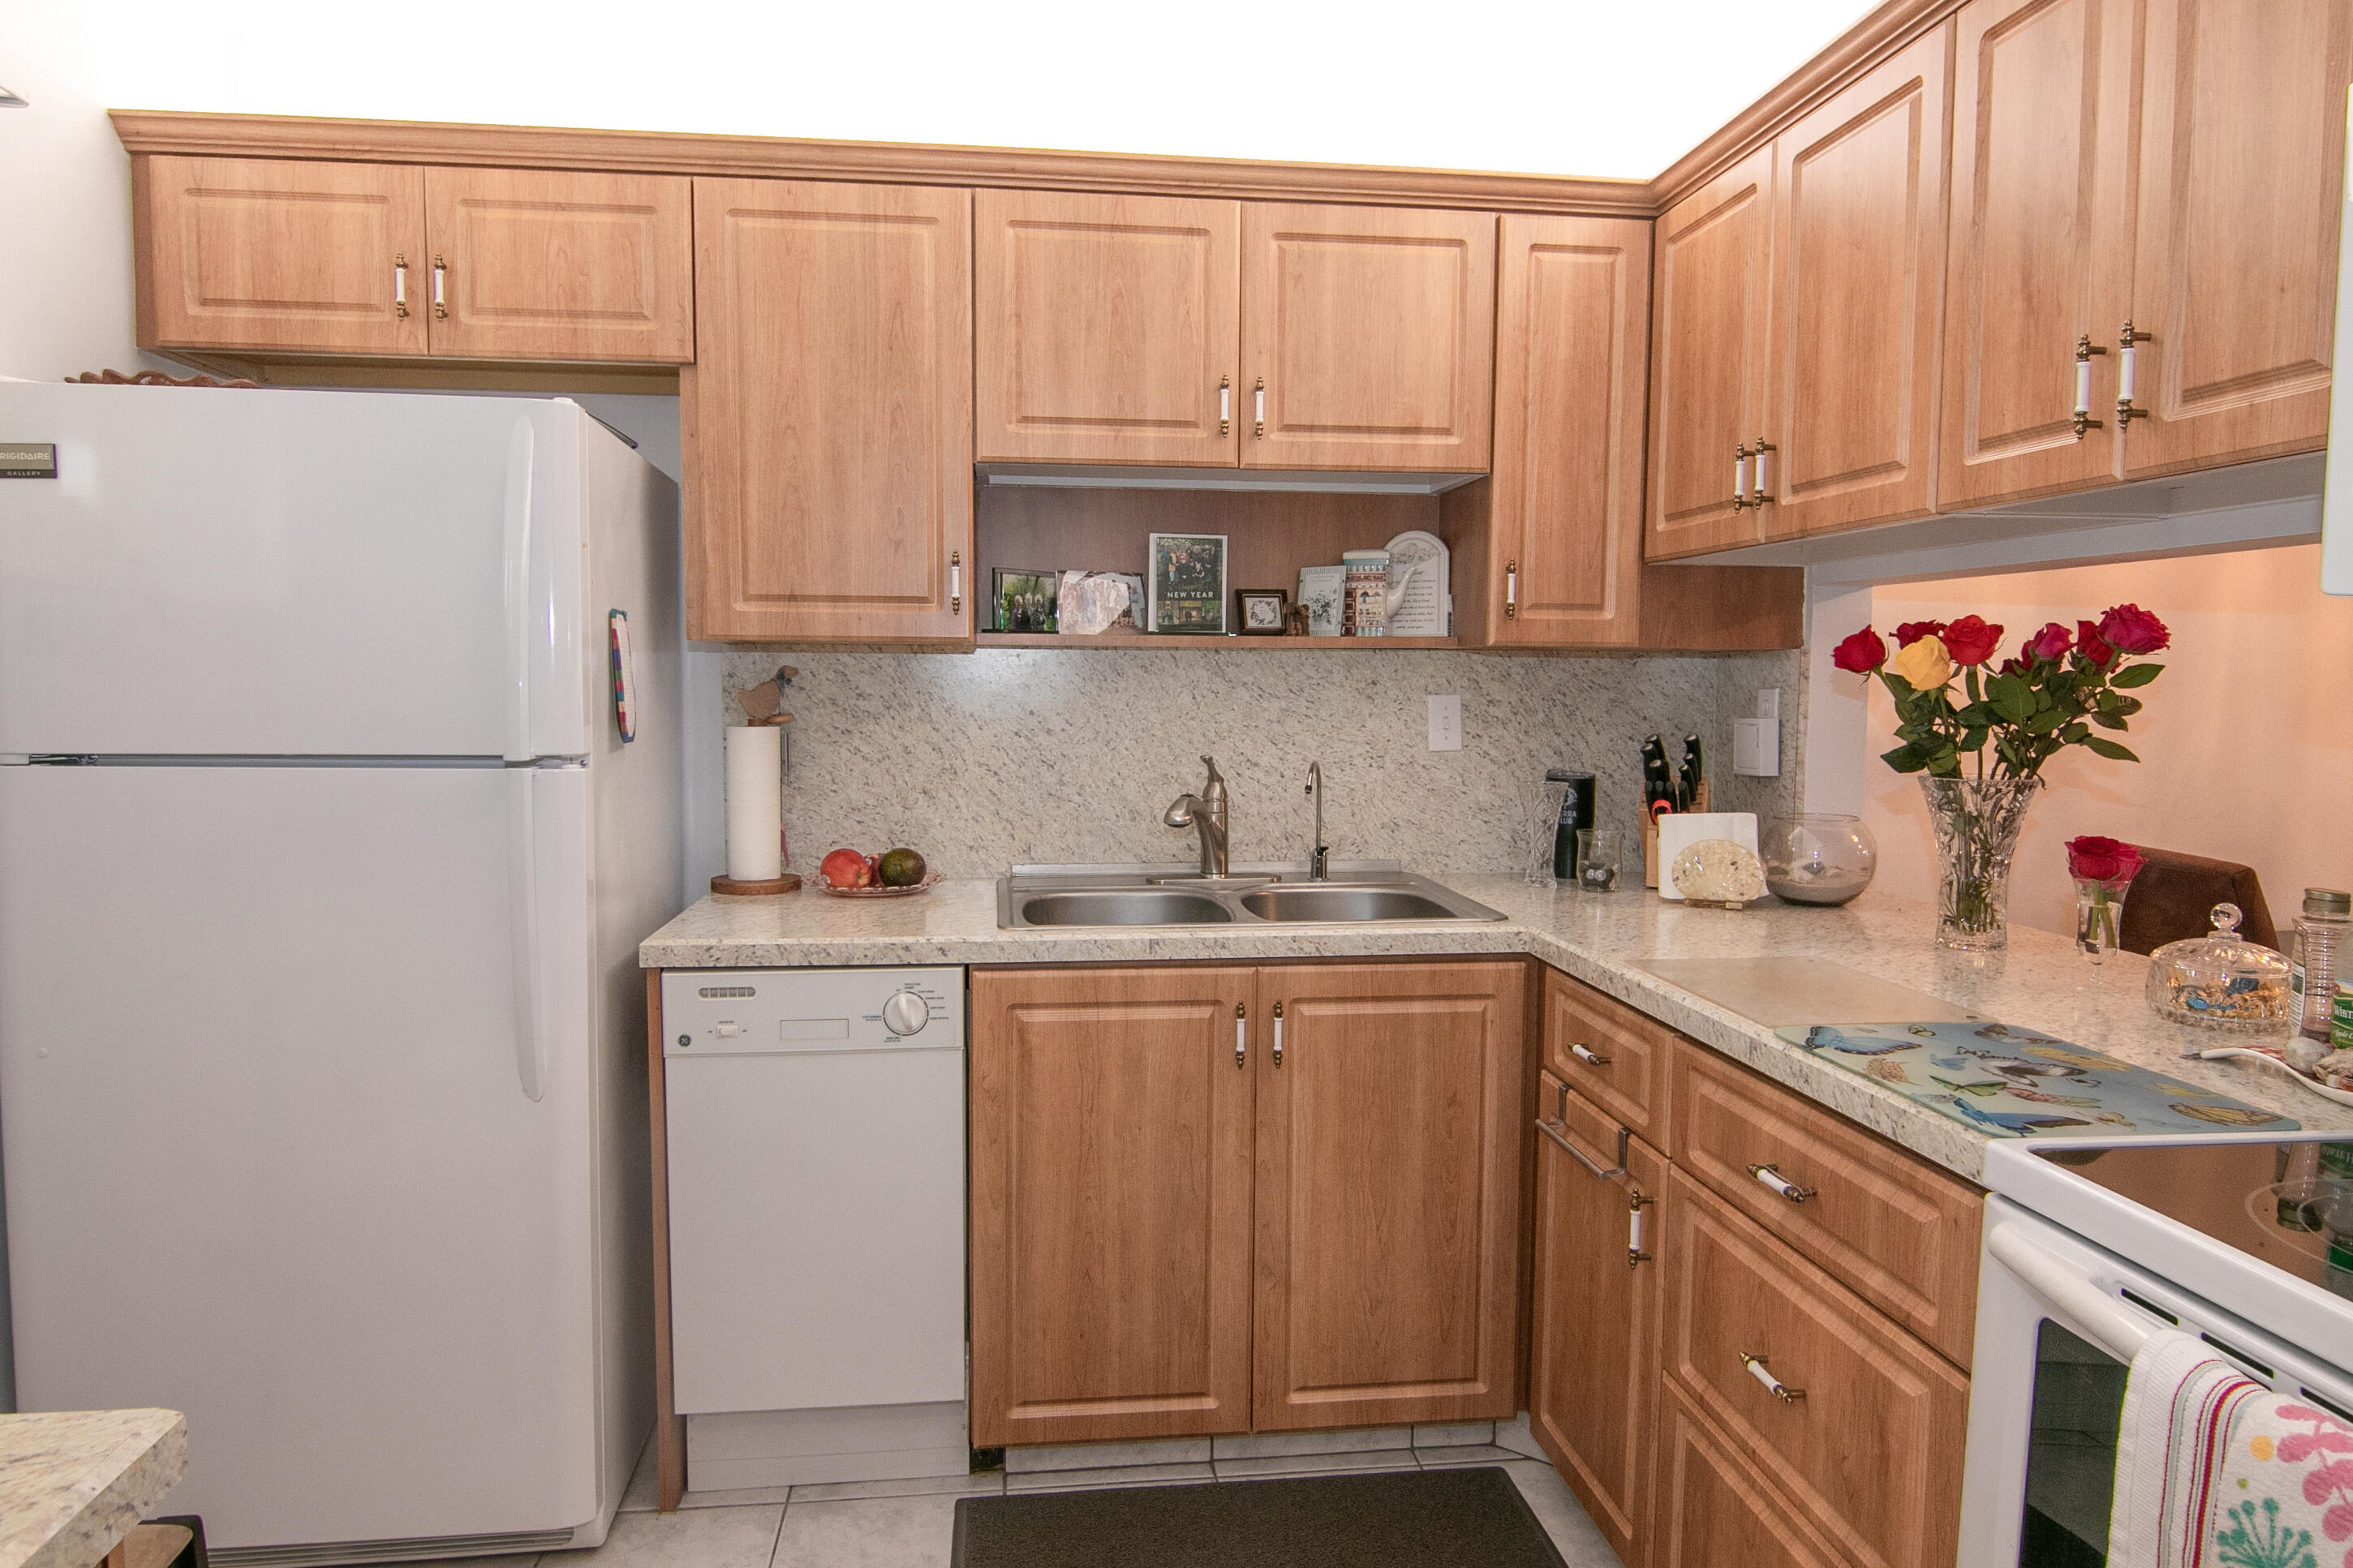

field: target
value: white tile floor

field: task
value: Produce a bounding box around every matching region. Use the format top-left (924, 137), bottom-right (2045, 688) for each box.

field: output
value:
top-left (504, 1425), bottom-right (1626, 1568)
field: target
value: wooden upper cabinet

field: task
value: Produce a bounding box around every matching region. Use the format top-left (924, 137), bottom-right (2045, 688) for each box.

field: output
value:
top-left (1251, 961), bottom-right (1523, 1431)
top-left (134, 157), bottom-right (427, 356)
top-left (1482, 215), bottom-right (1651, 646)
top-left (1939, 0), bottom-right (2136, 509)
top-left (1759, 25), bottom-right (1951, 539)
top-left (1531, 1077), bottom-right (1667, 1568)
top-left (685, 178), bottom-right (973, 643)
top-left (1647, 144), bottom-right (1774, 560)
top-left (2123, 0), bottom-right (2351, 477)
top-left (972, 190), bottom-right (1240, 466)
top-left (421, 168), bottom-right (692, 363)
top-left (1240, 204), bottom-right (1495, 472)
top-left (968, 966), bottom-right (1256, 1448)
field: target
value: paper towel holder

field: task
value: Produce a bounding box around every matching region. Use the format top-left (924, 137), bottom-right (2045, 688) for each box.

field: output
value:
top-left (711, 872), bottom-right (801, 896)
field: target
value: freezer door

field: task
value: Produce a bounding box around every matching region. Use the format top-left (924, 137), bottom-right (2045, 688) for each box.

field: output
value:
top-left (0, 763), bottom-right (598, 1549)
top-left (0, 383), bottom-right (583, 759)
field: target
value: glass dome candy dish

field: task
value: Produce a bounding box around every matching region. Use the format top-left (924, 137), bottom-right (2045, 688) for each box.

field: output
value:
top-left (2144, 902), bottom-right (2294, 1035)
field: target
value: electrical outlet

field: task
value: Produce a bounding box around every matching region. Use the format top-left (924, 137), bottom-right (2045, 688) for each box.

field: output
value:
top-left (1427, 694), bottom-right (1462, 751)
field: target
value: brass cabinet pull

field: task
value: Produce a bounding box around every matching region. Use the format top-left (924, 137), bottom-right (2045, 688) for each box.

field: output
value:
top-left (2072, 334), bottom-right (2110, 438)
top-left (2115, 320), bottom-right (2153, 424)
top-left (949, 550), bottom-right (962, 615)
top-left (1235, 1002), bottom-right (1246, 1068)
top-left (1271, 999), bottom-right (1284, 1067)
top-left (1570, 1042), bottom-right (1611, 1068)
top-left (1748, 1162), bottom-right (1816, 1203)
top-left (1504, 561), bottom-right (1519, 618)
top-left (1742, 1352), bottom-right (1805, 1403)
top-left (1253, 377), bottom-right (1266, 439)
top-left (1628, 1188), bottom-right (1653, 1268)
top-left (394, 254), bottom-right (409, 318)
top-left (1538, 1082), bottom-right (1630, 1180)
top-left (431, 254), bottom-right (448, 320)
top-left (1750, 437), bottom-right (1776, 507)
top-left (1731, 443), bottom-right (1753, 509)
top-left (1219, 375), bottom-right (1231, 436)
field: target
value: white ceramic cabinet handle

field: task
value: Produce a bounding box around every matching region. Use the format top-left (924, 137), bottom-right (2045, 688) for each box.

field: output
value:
top-left (1235, 1003), bottom-right (1246, 1068)
top-left (1254, 378), bottom-right (1266, 438)
top-left (1748, 1162), bottom-right (1816, 1203)
top-left (394, 254), bottom-right (409, 317)
top-left (1572, 1043), bottom-right (1611, 1067)
top-left (1219, 376), bottom-right (1231, 436)
top-left (1628, 1192), bottom-right (1651, 1267)
top-left (1742, 1352), bottom-right (1805, 1403)
top-left (1272, 999), bottom-right (1284, 1067)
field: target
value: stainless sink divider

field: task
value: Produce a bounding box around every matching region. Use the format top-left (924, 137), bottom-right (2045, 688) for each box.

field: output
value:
top-left (996, 861), bottom-right (1508, 930)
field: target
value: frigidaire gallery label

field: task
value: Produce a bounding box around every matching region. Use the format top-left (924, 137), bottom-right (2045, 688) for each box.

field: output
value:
top-left (0, 444), bottom-right (58, 479)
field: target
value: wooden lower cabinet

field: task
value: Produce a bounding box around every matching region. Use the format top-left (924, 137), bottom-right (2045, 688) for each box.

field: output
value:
top-left (1650, 1382), bottom-right (1850, 1568)
top-left (1529, 1075), bottom-right (1667, 1568)
top-left (969, 959), bottom-right (1524, 1446)
top-left (1252, 961), bottom-right (1524, 1430)
top-left (1660, 1167), bottom-right (1968, 1568)
top-left (967, 965), bottom-right (1255, 1447)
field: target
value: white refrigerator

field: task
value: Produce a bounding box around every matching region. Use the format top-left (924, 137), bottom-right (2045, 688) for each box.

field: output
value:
top-left (0, 382), bottom-right (682, 1562)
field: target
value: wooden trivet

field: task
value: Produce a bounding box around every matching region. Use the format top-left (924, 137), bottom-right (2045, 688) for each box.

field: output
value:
top-left (711, 873), bottom-right (801, 896)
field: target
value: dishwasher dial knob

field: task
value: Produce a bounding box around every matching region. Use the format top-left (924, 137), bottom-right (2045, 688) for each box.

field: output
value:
top-left (882, 992), bottom-right (929, 1037)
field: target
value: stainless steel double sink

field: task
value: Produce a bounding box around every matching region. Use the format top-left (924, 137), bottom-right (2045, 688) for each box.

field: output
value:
top-left (997, 862), bottom-right (1508, 930)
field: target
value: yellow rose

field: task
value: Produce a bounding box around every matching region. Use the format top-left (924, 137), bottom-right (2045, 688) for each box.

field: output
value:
top-left (1887, 634), bottom-right (1955, 691)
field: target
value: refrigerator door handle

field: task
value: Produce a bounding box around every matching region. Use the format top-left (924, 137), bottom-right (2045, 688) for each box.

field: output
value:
top-left (505, 768), bottom-right (548, 1102)
top-left (501, 419), bottom-right (536, 764)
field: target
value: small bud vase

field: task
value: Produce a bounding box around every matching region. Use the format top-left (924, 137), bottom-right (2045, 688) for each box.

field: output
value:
top-left (2073, 877), bottom-right (2133, 963)
top-left (1921, 776), bottom-right (2041, 951)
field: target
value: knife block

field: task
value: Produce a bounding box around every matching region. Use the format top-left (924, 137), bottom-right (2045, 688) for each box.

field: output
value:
top-left (1641, 780), bottom-right (1710, 889)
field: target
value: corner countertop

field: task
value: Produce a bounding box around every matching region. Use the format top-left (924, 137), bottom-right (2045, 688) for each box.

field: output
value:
top-left (0, 1409), bottom-right (187, 1568)
top-left (640, 877), bottom-right (2353, 1181)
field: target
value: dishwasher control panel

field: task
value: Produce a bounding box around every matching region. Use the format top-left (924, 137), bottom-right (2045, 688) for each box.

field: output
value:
top-left (662, 968), bottom-right (964, 1056)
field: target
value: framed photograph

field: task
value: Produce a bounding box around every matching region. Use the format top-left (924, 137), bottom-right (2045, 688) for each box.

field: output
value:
top-left (1234, 588), bottom-right (1289, 636)
top-left (992, 568), bottom-right (1060, 633)
top-left (1146, 533), bottom-right (1228, 635)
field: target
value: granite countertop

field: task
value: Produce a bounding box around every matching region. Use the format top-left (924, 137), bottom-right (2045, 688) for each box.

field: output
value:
top-left (0, 1409), bottom-right (186, 1568)
top-left (641, 878), bottom-right (2353, 1180)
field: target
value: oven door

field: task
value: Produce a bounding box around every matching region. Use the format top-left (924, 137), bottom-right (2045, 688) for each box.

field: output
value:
top-left (1959, 1196), bottom-right (2353, 1567)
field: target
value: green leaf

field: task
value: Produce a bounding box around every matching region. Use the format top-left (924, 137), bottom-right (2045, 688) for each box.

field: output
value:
top-left (1952, 702), bottom-right (1996, 728)
top-left (2081, 737), bottom-right (2140, 762)
top-left (2109, 663), bottom-right (2163, 689)
top-left (2090, 709), bottom-right (2130, 730)
top-left (1880, 742), bottom-right (1930, 773)
top-left (1882, 673), bottom-right (1917, 698)
top-left (1958, 726), bottom-right (1990, 753)
top-left (2063, 722), bottom-right (2092, 744)
top-left (2022, 707), bottom-right (2072, 734)
top-left (2111, 695), bottom-right (2143, 717)
top-left (1987, 674), bottom-right (2037, 724)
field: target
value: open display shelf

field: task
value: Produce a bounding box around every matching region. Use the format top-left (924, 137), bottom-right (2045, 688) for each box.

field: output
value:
top-left (975, 629), bottom-right (1460, 651)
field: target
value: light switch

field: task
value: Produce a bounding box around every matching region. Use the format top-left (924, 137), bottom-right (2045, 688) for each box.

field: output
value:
top-left (1428, 695), bottom-right (1462, 751)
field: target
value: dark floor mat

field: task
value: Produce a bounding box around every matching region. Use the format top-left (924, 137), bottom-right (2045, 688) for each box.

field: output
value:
top-left (951, 1465), bottom-right (1568, 1568)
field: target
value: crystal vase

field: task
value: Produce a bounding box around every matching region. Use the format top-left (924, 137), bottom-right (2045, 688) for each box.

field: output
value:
top-left (2073, 876), bottom-right (2134, 963)
top-left (1921, 776), bottom-right (2041, 951)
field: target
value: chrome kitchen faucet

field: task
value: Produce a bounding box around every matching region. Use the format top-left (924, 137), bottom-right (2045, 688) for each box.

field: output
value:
top-left (1306, 762), bottom-right (1330, 881)
top-left (1163, 755), bottom-right (1232, 878)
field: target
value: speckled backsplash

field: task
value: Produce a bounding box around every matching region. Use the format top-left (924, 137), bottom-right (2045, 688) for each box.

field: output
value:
top-left (706, 647), bottom-right (1805, 879)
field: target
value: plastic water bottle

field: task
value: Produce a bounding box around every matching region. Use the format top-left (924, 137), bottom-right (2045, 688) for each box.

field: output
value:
top-left (2291, 887), bottom-right (2353, 1056)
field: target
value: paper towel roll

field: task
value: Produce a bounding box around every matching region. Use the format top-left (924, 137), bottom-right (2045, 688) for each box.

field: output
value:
top-left (724, 726), bottom-right (783, 881)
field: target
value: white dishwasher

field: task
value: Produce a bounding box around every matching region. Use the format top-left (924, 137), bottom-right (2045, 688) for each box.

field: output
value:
top-left (662, 968), bottom-right (966, 1490)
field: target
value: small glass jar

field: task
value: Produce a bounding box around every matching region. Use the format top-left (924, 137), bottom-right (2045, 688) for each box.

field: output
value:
top-left (2144, 903), bottom-right (2294, 1036)
top-left (1762, 814), bottom-right (1878, 906)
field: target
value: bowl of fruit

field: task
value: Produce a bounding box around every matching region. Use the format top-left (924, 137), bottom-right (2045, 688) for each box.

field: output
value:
top-left (816, 845), bottom-right (936, 898)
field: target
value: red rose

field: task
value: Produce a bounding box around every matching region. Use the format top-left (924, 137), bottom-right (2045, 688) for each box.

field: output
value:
top-left (1894, 620), bottom-right (1947, 648)
top-left (1942, 614), bottom-right (2004, 666)
top-left (1997, 656), bottom-right (2028, 676)
top-left (2065, 836), bottom-right (2147, 883)
top-left (2023, 621), bottom-right (2073, 662)
top-left (2097, 603), bottom-right (2170, 655)
top-left (1831, 627), bottom-right (1887, 673)
top-left (2076, 619), bottom-right (2115, 668)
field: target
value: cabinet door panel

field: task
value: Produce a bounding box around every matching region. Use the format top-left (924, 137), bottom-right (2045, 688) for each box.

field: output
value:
top-left (2125, 0), bottom-right (2351, 475)
top-left (686, 178), bottom-right (971, 642)
top-left (969, 967), bottom-right (1255, 1447)
top-left (136, 157), bottom-right (426, 356)
top-left (1650, 1381), bottom-right (1850, 1568)
top-left (1484, 216), bottom-right (1651, 646)
top-left (1531, 1076), bottom-right (1667, 1568)
top-left (1240, 204), bottom-right (1495, 472)
top-left (1647, 146), bottom-right (1773, 559)
top-left (1253, 962), bottom-right (1521, 1430)
top-left (973, 190), bottom-right (1240, 465)
top-left (424, 167), bottom-right (692, 363)
top-left (1662, 1170), bottom-right (1968, 1568)
top-left (1543, 966), bottom-right (1673, 1149)
top-left (1939, 0), bottom-right (2135, 508)
top-left (1762, 26), bottom-right (1950, 539)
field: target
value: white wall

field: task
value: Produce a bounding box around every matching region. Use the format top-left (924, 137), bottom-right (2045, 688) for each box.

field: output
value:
top-left (1847, 544), bottom-right (2353, 939)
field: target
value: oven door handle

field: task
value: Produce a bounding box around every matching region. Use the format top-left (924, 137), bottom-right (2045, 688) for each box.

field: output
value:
top-left (1985, 1220), bottom-right (2156, 1364)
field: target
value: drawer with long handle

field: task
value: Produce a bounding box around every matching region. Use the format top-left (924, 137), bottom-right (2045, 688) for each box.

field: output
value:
top-left (1670, 1039), bottom-right (1981, 1366)
top-left (1660, 1167), bottom-right (1968, 1568)
top-left (1543, 967), bottom-right (1674, 1150)
top-left (1650, 1378), bottom-right (1851, 1568)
